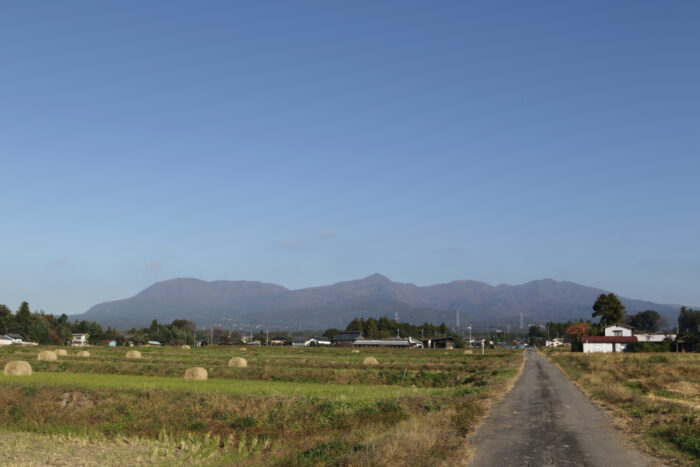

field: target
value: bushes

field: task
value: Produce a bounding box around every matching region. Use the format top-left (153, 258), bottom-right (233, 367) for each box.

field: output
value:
top-left (629, 341), bottom-right (671, 353)
top-left (649, 422), bottom-right (700, 458)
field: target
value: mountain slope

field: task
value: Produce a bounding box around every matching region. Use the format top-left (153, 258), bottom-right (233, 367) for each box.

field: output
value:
top-left (72, 275), bottom-right (684, 330)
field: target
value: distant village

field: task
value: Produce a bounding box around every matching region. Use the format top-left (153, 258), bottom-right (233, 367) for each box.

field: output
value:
top-left (1, 296), bottom-right (698, 353)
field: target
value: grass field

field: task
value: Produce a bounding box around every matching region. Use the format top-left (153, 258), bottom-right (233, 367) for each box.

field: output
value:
top-left (0, 345), bottom-right (523, 465)
top-left (546, 351), bottom-right (700, 466)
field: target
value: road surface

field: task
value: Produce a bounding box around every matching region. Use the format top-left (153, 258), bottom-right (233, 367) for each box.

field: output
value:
top-left (469, 349), bottom-right (662, 466)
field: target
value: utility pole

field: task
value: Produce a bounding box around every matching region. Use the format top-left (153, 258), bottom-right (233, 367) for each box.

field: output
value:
top-left (468, 324), bottom-right (472, 348)
top-left (266, 329), bottom-right (269, 346)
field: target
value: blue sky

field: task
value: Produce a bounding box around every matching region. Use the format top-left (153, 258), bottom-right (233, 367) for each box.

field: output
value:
top-left (1, 1), bottom-right (699, 316)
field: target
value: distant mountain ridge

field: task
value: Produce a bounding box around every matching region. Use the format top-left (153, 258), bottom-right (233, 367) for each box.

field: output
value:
top-left (71, 274), bottom-right (684, 331)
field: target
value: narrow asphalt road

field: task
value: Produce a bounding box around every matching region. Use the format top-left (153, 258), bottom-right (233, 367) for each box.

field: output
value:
top-left (468, 349), bottom-right (662, 466)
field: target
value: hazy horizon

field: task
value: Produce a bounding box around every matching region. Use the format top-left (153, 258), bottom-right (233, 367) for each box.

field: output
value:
top-left (2, 1), bottom-right (699, 316)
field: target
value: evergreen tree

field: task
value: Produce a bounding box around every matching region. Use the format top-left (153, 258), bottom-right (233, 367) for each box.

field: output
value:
top-left (592, 293), bottom-right (626, 328)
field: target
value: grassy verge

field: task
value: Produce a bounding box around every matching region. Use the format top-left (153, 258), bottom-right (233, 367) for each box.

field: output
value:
top-left (545, 351), bottom-right (700, 466)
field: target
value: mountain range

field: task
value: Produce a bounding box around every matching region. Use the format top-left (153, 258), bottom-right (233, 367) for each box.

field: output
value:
top-left (70, 274), bottom-right (684, 331)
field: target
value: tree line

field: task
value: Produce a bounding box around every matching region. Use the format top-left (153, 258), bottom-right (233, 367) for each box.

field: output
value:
top-left (323, 316), bottom-right (460, 342)
top-left (0, 302), bottom-right (205, 345)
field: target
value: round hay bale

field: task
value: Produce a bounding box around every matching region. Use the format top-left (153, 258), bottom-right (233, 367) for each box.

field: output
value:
top-left (463, 350), bottom-right (473, 355)
top-left (55, 349), bottom-right (68, 356)
top-left (77, 350), bottom-right (90, 357)
top-left (240, 347), bottom-right (247, 352)
top-left (363, 356), bottom-right (379, 366)
top-left (4, 360), bottom-right (32, 376)
top-left (228, 357), bottom-right (248, 368)
top-left (126, 350), bottom-right (142, 359)
top-left (180, 345), bottom-right (191, 350)
top-left (184, 367), bottom-right (208, 380)
top-left (37, 351), bottom-right (57, 362)
top-left (351, 349), bottom-right (360, 353)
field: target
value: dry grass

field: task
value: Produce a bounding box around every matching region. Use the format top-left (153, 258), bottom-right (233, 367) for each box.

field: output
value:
top-left (347, 410), bottom-right (472, 466)
top-left (547, 352), bottom-right (700, 465)
top-left (183, 367), bottom-right (207, 380)
top-left (0, 429), bottom-right (234, 466)
top-left (4, 361), bottom-right (32, 376)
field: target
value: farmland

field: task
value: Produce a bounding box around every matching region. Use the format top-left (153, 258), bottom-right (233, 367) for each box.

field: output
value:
top-left (547, 352), bottom-right (700, 466)
top-left (0, 345), bottom-right (523, 465)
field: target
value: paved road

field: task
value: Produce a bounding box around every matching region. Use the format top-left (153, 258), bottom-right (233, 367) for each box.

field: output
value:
top-left (469, 349), bottom-right (662, 466)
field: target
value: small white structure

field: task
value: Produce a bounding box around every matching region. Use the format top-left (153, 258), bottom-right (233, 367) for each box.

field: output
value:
top-left (5, 334), bottom-right (24, 344)
top-left (71, 333), bottom-right (88, 346)
top-left (545, 338), bottom-right (565, 348)
top-left (147, 340), bottom-right (162, 346)
top-left (0, 335), bottom-right (13, 346)
top-left (291, 336), bottom-right (332, 347)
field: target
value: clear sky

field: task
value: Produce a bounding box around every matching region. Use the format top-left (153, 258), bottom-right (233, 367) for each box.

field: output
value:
top-left (1, 1), bottom-right (699, 316)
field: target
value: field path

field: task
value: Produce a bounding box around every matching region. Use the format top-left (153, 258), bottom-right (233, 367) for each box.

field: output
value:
top-left (468, 348), bottom-right (663, 466)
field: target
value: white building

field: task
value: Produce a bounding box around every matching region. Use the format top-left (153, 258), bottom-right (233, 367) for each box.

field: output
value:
top-left (0, 335), bottom-right (13, 346)
top-left (6, 334), bottom-right (24, 344)
top-left (634, 332), bottom-right (676, 343)
top-left (292, 336), bottom-right (332, 347)
top-left (583, 324), bottom-right (636, 353)
top-left (545, 338), bottom-right (566, 348)
top-left (71, 333), bottom-right (88, 346)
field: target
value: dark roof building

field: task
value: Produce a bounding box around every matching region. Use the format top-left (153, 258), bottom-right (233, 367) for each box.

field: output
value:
top-left (332, 331), bottom-right (363, 345)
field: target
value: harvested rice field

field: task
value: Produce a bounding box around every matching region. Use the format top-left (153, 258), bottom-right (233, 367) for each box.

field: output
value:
top-left (546, 351), bottom-right (700, 466)
top-left (0, 345), bottom-right (523, 466)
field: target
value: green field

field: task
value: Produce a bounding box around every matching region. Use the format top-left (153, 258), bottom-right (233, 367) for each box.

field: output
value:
top-left (0, 345), bottom-right (523, 465)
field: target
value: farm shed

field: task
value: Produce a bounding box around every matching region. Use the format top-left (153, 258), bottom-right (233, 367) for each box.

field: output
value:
top-left (333, 331), bottom-right (363, 346)
top-left (423, 337), bottom-right (455, 349)
top-left (352, 337), bottom-right (423, 349)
